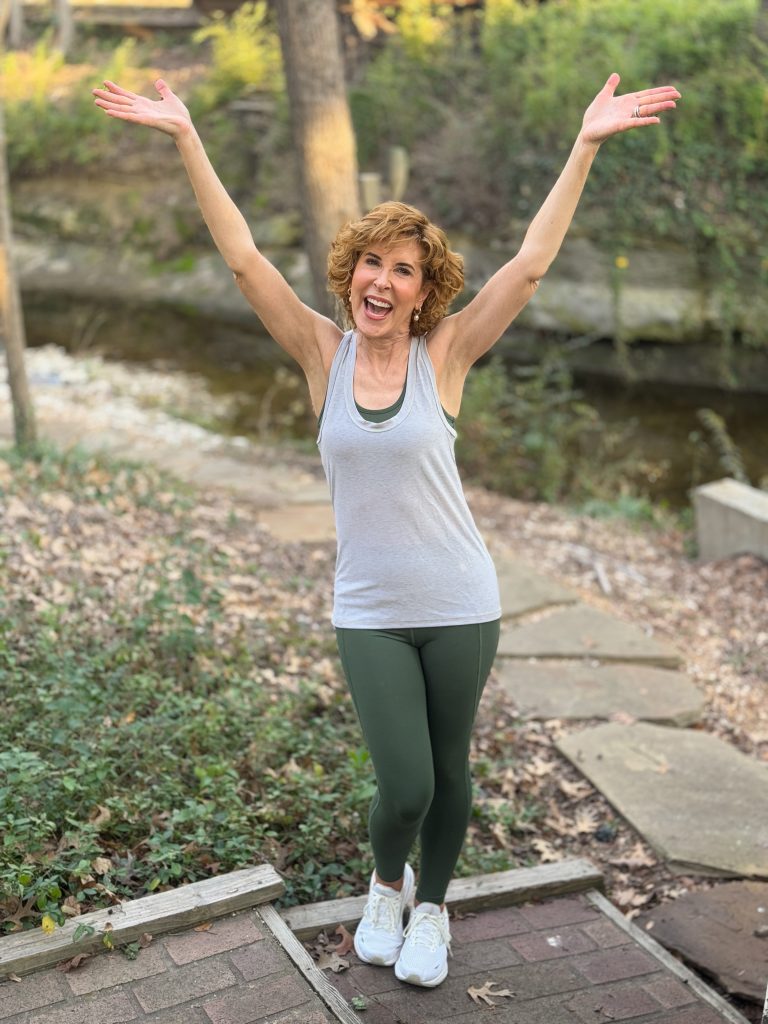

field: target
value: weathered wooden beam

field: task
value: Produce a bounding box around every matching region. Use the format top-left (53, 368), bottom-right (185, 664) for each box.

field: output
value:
top-left (584, 890), bottom-right (751, 1024)
top-left (258, 904), bottom-right (364, 1024)
top-left (0, 864), bottom-right (284, 979)
top-left (280, 858), bottom-right (604, 941)
top-left (22, 4), bottom-right (205, 28)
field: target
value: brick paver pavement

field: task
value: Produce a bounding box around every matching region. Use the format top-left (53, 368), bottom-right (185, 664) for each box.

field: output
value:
top-left (0, 907), bottom-right (338, 1024)
top-left (0, 893), bottom-right (749, 1024)
top-left (326, 893), bottom-right (748, 1024)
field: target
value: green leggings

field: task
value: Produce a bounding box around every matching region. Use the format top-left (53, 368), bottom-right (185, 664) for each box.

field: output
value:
top-left (336, 619), bottom-right (500, 905)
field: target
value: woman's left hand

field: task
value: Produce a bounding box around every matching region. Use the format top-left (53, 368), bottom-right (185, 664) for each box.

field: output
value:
top-left (580, 72), bottom-right (680, 146)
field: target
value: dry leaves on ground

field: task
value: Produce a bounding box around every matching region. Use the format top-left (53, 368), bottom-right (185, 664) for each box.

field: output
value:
top-left (468, 979), bottom-right (515, 1006)
top-left (306, 925), bottom-right (354, 973)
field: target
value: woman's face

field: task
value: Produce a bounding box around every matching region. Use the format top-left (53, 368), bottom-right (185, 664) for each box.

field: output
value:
top-left (349, 239), bottom-right (430, 341)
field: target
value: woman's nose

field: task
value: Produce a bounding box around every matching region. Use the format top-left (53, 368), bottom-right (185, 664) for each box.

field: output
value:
top-left (374, 266), bottom-right (391, 289)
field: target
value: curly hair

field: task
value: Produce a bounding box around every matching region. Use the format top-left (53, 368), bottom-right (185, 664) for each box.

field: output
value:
top-left (327, 201), bottom-right (464, 335)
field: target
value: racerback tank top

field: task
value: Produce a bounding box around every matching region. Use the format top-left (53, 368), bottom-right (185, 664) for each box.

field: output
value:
top-left (317, 330), bottom-right (500, 629)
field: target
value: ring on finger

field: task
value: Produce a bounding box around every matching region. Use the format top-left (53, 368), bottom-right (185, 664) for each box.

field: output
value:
top-left (633, 104), bottom-right (643, 118)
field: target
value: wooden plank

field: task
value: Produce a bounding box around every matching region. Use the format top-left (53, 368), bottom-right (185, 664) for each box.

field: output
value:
top-left (258, 904), bottom-right (363, 1024)
top-left (23, 5), bottom-right (204, 27)
top-left (0, 864), bottom-right (283, 980)
top-left (280, 858), bottom-right (604, 941)
top-left (584, 890), bottom-right (751, 1024)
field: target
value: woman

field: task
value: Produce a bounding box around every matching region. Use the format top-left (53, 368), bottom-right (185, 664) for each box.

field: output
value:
top-left (93, 71), bottom-right (679, 988)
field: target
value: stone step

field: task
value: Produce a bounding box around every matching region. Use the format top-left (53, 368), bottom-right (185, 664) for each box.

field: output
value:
top-left (557, 722), bottom-right (768, 878)
top-left (495, 558), bottom-right (579, 619)
top-left (496, 660), bottom-right (704, 725)
top-left (498, 605), bottom-right (683, 667)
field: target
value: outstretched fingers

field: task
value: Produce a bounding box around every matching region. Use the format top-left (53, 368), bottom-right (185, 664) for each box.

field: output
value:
top-left (101, 79), bottom-right (140, 99)
top-left (635, 85), bottom-right (681, 101)
top-left (92, 89), bottom-right (134, 107)
top-left (639, 99), bottom-right (677, 117)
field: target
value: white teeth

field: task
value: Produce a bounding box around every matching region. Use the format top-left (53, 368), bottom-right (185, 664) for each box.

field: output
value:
top-left (367, 297), bottom-right (392, 311)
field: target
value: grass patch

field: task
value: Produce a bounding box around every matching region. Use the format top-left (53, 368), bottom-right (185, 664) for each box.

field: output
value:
top-left (0, 441), bottom-right (541, 933)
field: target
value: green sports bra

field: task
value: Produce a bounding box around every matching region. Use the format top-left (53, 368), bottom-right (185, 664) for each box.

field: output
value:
top-left (318, 375), bottom-right (456, 427)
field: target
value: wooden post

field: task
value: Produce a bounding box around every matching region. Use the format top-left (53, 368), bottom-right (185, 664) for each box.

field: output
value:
top-left (0, 99), bottom-right (37, 449)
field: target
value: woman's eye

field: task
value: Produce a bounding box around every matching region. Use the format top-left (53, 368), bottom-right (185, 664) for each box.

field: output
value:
top-left (365, 256), bottom-right (379, 266)
top-left (396, 266), bottom-right (411, 275)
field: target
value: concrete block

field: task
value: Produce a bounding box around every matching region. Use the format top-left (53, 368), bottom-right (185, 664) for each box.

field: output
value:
top-left (693, 477), bottom-right (768, 561)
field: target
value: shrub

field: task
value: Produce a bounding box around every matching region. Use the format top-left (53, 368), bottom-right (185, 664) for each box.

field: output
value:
top-left (190, 1), bottom-right (283, 112)
top-left (1, 38), bottom-right (146, 174)
top-left (457, 349), bottom-right (640, 505)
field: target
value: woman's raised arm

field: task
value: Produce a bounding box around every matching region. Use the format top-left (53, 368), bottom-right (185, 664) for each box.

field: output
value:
top-left (92, 78), bottom-right (340, 375)
top-left (431, 73), bottom-right (680, 375)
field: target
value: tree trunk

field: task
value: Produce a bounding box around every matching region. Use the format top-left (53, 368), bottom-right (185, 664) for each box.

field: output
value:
top-left (8, 0), bottom-right (24, 49)
top-left (0, 100), bottom-right (37, 450)
top-left (275, 0), bottom-right (360, 318)
top-left (52, 0), bottom-right (74, 56)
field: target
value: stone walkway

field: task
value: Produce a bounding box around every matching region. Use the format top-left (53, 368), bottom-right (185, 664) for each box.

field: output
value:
top-left (2, 352), bottom-right (767, 1018)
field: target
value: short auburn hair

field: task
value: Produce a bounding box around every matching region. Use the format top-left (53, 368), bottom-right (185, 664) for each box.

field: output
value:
top-left (327, 201), bottom-right (464, 335)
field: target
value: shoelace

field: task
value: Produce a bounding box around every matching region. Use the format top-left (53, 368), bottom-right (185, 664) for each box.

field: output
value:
top-left (363, 890), bottom-right (401, 933)
top-left (403, 908), bottom-right (453, 956)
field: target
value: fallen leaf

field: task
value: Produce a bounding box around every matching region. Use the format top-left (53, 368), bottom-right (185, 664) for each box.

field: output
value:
top-left (613, 887), bottom-right (652, 909)
top-left (61, 896), bottom-right (82, 917)
top-left (531, 838), bottom-right (562, 862)
top-left (56, 953), bottom-right (92, 973)
top-left (9, 974), bottom-right (21, 983)
top-left (88, 805), bottom-right (111, 827)
top-left (558, 778), bottom-right (592, 801)
top-left (527, 755), bottom-right (556, 777)
top-left (139, 933), bottom-right (153, 947)
top-left (92, 857), bottom-right (113, 876)
top-left (609, 843), bottom-right (657, 869)
top-left (491, 821), bottom-right (512, 850)
top-left (333, 924), bottom-right (354, 956)
top-left (574, 807), bottom-right (600, 834)
top-left (468, 980), bottom-right (514, 1006)
top-left (41, 914), bottom-right (56, 935)
top-left (194, 921), bottom-right (213, 932)
top-left (315, 949), bottom-right (349, 973)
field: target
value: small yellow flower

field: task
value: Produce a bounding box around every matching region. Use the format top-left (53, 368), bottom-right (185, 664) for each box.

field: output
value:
top-left (41, 914), bottom-right (56, 935)
top-left (615, 256), bottom-right (629, 270)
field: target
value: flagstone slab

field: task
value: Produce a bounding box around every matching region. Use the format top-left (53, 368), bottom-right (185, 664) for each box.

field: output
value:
top-left (498, 605), bottom-right (683, 667)
top-left (495, 559), bottom-right (579, 619)
top-left (636, 881), bottom-right (768, 1003)
top-left (557, 722), bottom-right (768, 878)
top-left (496, 661), bottom-right (704, 725)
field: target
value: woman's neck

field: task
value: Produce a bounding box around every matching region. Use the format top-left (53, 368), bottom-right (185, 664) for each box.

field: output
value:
top-left (355, 328), bottom-right (411, 375)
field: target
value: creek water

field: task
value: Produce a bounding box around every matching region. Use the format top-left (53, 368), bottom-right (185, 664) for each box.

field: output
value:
top-left (42, 309), bottom-right (768, 512)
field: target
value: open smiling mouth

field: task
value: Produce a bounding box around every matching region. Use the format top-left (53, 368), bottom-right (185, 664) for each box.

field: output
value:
top-left (364, 297), bottom-right (393, 319)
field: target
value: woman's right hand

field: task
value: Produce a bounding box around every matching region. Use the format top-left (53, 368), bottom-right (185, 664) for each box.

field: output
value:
top-left (92, 78), bottom-right (193, 139)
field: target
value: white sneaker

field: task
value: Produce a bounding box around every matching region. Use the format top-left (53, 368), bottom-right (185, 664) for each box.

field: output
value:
top-left (394, 901), bottom-right (452, 987)
top-left (353, 863), bottom-right (416, 966)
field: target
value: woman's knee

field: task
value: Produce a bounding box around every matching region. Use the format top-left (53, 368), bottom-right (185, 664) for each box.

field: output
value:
top-left (379, 782), bottom-right (434, 826)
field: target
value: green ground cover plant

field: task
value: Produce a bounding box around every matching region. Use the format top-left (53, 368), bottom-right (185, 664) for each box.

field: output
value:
top-left (0, 442), bottom-right (543, 933)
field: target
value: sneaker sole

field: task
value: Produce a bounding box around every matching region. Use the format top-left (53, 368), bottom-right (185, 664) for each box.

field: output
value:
top-left (353, 942), bottom-right (399, 967)
top-left (394, 961), bottom-right (449, 987)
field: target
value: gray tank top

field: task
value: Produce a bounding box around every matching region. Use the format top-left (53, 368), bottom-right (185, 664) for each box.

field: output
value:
top-left (317, 330), bottom-right (500, 629)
